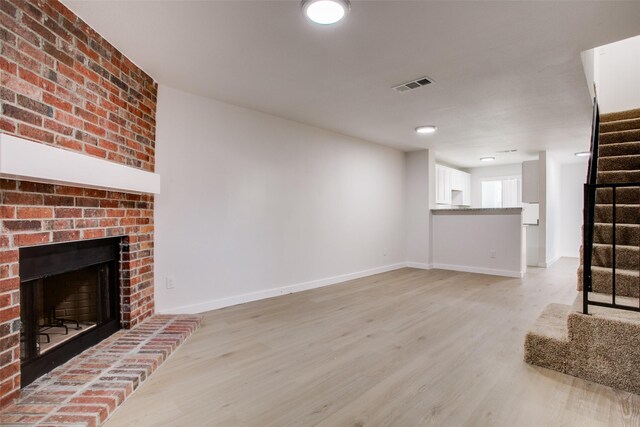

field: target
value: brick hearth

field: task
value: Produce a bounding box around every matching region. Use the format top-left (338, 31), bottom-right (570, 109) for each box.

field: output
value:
top-left (0, 0), bottom-right (159, 408)
top-left (0, 315), bottom-right (202, 426)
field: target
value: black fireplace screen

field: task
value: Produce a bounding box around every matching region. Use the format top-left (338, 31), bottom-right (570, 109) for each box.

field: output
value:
top-left (19, 237), bottom-right (121, 387)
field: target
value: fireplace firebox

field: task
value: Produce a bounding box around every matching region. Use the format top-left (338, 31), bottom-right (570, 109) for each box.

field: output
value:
top-left (19, 238), bottom-right (122, 387)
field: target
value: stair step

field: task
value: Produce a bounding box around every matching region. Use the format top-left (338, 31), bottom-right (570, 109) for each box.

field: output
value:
top-left (594, 204), bottom-right (640, 224)
top-left (600, 117), bottom-right (640, 133)
top-left (598, 154), bottom-right (640, 171)
top-left (527, 303), bottom-right (570, 341)
top-left (526, 107), bottom-right (640, 396)
top-left (600, 129), bottom-right (640, 145)
top-left (592, 243), bottom-right (639, 270)
top-left (595, 186), bottom-right (640, 204)
top-left (524, 303), bottom-right (570, 372)
top-left (577, 265), bottom-right (640, 298)
top-left (599, 141), bottom-right (640, 157)
top-left (593, 223), bottom-right (640, 245)
top-left (601, 108), bottom-right (640, 123)
top-left (525, 294), bottom-right (640, 394)
top-left (597, 170), bottom-right (640, 184)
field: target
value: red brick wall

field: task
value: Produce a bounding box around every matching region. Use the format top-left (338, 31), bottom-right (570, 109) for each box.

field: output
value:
top-left (0, 0), bottom-right (157, 409)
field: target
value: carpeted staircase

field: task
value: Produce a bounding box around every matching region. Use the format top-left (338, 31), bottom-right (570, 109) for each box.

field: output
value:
top-left (578, 107), bottom-right (640, 297)
top-left (525, 107), bottom-right (640, 395)
top-left (525, 294), bottom-right (640, 394)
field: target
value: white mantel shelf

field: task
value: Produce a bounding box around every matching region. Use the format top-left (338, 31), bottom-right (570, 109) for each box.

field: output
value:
top-left (0, 133), bottom-right (160, 194)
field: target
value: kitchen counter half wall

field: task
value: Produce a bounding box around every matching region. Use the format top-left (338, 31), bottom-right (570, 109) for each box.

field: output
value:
top-left (431, 208), bottom-right (526, 278)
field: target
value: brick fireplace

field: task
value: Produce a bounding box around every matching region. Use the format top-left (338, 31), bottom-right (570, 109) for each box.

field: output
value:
top-left (0, 0), bottom-right (158, 409)
top-left (19, 237), bottom-right (123, 387)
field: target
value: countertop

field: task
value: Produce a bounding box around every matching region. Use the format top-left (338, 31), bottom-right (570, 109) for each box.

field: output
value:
top-left (431, 207), bottom-right (523, 215)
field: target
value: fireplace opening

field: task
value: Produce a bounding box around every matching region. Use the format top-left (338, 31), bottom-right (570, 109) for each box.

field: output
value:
top-left (19, 237), bottom-right (122, 387)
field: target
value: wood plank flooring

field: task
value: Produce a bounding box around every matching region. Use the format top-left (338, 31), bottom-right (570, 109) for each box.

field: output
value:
top-left (105, 259), bottom-right (640, 426)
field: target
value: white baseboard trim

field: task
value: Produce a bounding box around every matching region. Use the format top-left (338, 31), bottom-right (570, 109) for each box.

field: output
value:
top-left (159, 262), bottom-right (406, 314)
top-left (546, 255), bottom-right (561, 267)
top-left (431, 263), bottom-right (524, 278)
top-left (159, 260), bottom-right (530, 315)
top-left (405, 262), bottom-right (432, 270)
top-left (538, 255), bottom-right (562, 268)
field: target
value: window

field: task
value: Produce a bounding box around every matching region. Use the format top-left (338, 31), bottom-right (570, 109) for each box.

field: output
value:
top-left (481, 177), bottom-right (521, 208)
top-left (481, 180), bottom-right (502, 208)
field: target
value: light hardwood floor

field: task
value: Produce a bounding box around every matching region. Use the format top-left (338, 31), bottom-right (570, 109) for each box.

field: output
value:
top-left (105, 259), bottom-right (640, 426)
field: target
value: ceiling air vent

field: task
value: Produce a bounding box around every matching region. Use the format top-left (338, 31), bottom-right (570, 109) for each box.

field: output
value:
top-left (392, 76), bottom-right (433, 93)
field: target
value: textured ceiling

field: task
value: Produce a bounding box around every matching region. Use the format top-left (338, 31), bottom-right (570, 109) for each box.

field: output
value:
top-left (64, 1), bottom-right (640, 167)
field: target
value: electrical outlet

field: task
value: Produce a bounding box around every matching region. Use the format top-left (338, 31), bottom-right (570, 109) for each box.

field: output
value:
top-left (383, 247), bottom-right (388, 257)
top-left (166, 276), bottom-right (175, 289)
top-left (490, 250), bottom-right (496, 259)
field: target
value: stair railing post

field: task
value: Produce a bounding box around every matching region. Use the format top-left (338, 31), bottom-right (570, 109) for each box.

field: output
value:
top-left (582, 96), bottom-right (600, 315)
top-left (583, 183), bottom-right (592, 315)
top-left (612, 186), bottom-right (617, 305)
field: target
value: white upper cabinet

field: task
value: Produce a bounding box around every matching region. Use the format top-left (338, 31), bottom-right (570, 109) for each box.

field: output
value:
top-left (451, 169), bottom-right (464, 191)
top-left (462, 174), bottom-right (471, 206)
top-left (436, 165), bottom-right (452, 205)
top-left (436, 164), bottom-right (471, 206)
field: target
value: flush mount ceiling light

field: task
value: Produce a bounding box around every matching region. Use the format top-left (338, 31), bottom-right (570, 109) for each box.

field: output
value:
top-left (575, 151), bottom-right (590, 157)
top-left (480, 157), bottom-right (495, 162)
top-left (302, 0), bottom-right (350, 25)
top-left (415, 125), bottom-right (437, 135)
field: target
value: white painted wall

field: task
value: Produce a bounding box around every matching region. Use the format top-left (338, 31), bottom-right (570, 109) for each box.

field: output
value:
top-left (525, 225), bottom-right (539, 267)
top-left (432, 211), bottom-right (525, 277)
top-left (155, 85), bottom-right (406, 313)
top-left (526, 153), bottom-right (585, 266)
top-left (544, 154), bottom-right (561, 266)
top-left (539, 153), bottom-right (586, 263)
top-left (559, 161), bottom-right (588, 258)
top-left (467, 163), bottom-right (522, 208)
top-left (405, 150), bottom-right (435, 268)
top-left (538, 151), bottom-right (548, 266)
top-left (538, 151), bottom-right (574, 267)
top-left (594, 35), bottom-right (640, 113)
top-left (580, 48), bottom-right (596, 100)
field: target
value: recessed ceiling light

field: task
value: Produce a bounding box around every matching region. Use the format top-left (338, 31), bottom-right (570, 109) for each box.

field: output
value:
top-left (302, 0), bottom-right (350, 25)
top-left (415, 125), bottom-right (437, 135)
top-left (574, 151), bottom-right (590, 157)
top-left (480, 157), bottom-right (495, 162)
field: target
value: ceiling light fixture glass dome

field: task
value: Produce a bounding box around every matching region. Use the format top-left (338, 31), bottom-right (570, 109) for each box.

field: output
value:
top-left (302, 0), bottom-right (350, 25)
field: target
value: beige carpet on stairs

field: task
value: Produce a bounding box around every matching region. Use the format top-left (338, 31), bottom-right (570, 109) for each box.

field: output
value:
top-left (525, 293), bottom-right (640, 395)
top-left (526, 106), bottom-right (640, 395)
top-left (577, 107), bottom-right (640, 297)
